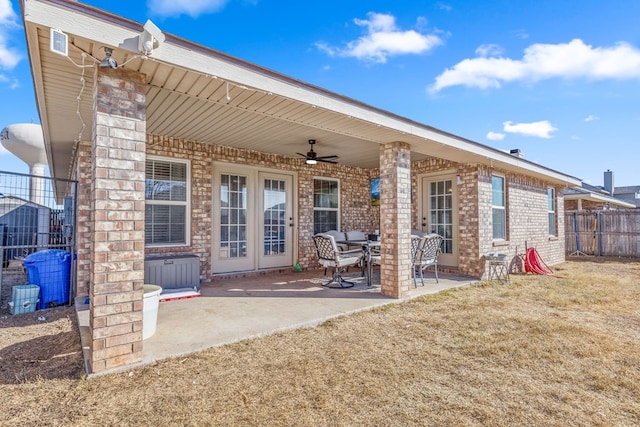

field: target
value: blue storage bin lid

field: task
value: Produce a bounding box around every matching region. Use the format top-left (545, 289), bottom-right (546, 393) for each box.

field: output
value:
top-left (23, 249), bottom-right (71, 265)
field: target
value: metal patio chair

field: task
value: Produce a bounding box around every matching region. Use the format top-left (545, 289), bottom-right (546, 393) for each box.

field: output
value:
top-left (313, 233), bottom-right (363, 288)
top-left (412, 233), bottom-right (443, 287)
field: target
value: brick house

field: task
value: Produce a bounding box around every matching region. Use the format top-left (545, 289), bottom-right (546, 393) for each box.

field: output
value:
top-left (21, 0), bottom-right (580, 372)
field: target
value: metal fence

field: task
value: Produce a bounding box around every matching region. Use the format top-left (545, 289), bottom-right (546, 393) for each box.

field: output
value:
top-left (0, 170), bottom-right (77, 313)
top-left (565, 210), bottom-right (640, 257)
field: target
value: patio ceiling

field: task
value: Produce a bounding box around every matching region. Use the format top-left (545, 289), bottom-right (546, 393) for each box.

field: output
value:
top-left (21, 0), bottom-right (581, 188)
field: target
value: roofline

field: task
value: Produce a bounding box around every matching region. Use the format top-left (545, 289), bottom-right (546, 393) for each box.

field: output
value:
top-left (564, 192), bottom-right (636, 208)
top-left (22, 0), bottom-right (581, 187)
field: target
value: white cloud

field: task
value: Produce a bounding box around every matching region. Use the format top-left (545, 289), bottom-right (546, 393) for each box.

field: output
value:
top-left (430, 38), bottom-right (640, 93)
top-left (0, 0), bottom-right (21, 70)
top-left (0, 0), bottom-right (17, 24)
top-left (147, 0), bottom-right (229, 18)
top-left (316, 12), bottom-right (443, 63)
top-left (584, 114), bottom-right (599, 122)
top-left (486, 131), bottom-right (505, 141)
top-left (475, 43), bottom-right (503, 58)
top-left (503, 120), bottom-right (557, 139)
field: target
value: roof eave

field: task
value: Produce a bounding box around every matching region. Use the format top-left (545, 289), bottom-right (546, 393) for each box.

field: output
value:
top-left (21, 0), bottom-right (581, 187)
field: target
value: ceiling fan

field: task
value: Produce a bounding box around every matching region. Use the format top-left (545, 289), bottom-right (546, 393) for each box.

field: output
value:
top-left (297, 139), bottom-right (339, 164)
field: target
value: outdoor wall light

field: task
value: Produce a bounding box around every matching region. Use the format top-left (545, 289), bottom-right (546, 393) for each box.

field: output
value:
top-left (99, 47), bottom-right (118, 69)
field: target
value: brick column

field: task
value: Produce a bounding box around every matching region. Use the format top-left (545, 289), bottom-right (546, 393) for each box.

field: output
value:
top-left (89, 68), bottom-right (146, 373)
top-left (379, 142), bottom-right (412, 298)
top-left (74, 140), bottom-right (92, 296)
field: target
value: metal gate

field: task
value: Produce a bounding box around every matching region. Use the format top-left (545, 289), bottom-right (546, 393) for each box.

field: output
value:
top-left (0, 170), bottom-right (77, 314)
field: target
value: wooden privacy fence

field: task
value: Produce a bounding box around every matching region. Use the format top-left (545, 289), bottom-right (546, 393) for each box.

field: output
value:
top-left (565, 210), bottom-right (640, 257)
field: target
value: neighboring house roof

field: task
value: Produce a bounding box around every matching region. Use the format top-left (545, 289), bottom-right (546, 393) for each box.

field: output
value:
top-left (613, 186), bottom-right (640, 208)
top-left (563, 185), bottom-right (636, 209)
top-left (0, 195), bottom-right (50, 217)
top-left (614, 185), bottom-right (640, 194)
top-left (21, 0), bottom-right (581, 189)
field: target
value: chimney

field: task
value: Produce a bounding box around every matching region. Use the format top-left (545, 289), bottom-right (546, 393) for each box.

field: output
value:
top-left (509, 148), bottom-right (524, 159)
top-left (604, 170), bottom-right (614, 195)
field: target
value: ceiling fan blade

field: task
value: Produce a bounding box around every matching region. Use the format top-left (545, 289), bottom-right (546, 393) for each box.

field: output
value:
top-left (296, 152), bottom-right (308, 157)
top-left (316, 155), bottom-right (338, 160)
top-left (317, 158), bottom-right (338, 164)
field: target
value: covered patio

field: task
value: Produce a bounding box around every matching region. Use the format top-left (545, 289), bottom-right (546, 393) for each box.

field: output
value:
top-left (22, 0), bottom-right (579, 373)
top-left (76, 269), bottom-right (474, 375)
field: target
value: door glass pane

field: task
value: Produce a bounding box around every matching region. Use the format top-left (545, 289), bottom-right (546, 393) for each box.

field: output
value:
top-left (429, 179), bottom-right (453, 255)
top-left (220, 174), bottom-right (247, 259)
top-left (264, 178), bottom-right (287, 256)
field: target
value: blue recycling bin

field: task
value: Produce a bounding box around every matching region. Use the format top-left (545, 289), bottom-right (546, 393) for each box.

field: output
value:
top-left (23, 249), bottom-right (73, 310)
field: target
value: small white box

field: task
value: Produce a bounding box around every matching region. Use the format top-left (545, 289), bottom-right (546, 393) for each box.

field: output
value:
top-left (10, 285), bottom-right (40, 315)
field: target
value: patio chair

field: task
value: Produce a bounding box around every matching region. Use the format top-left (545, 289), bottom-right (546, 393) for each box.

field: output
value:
top-left (313, 233), bottom-right (363, 288)
top-left (412, 233), bottom-right (443, 287)
top-left (410, 235), bottom-right (425, 286)
top-left (325, 230), bottom-right (348, 251)
top-left (345, 230), bottom-right (367, 251)
top-left (367, 241), bottom-right (381, 286)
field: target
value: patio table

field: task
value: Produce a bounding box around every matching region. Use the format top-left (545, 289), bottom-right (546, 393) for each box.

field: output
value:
top-left (485, 253), bottom-right (509, 283)
top-left (337, 240), bottom-right (380, 286)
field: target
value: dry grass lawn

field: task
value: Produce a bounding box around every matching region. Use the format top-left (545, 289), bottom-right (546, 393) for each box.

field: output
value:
top-left (1, 259), bottom-right (639, 426)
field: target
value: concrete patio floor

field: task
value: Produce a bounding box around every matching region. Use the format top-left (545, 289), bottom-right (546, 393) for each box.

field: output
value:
top-left (77, 268), bottom-right (476, 376)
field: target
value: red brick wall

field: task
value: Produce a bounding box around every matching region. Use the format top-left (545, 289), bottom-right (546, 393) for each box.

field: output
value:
top-left (478, 166), bottom-right (566, 278)
top-left (564, 199), bottom-right (603, 211)
top-left (379, 142), bottom-right (413, 298)
top-left (145, 135), bottom-right (378, 277)
top-left (72, 139), bottom-right (92, 296)
top-left (75, 131), bottom-right (569, 289)
top-left (411, 159), bottom-right (566, 277)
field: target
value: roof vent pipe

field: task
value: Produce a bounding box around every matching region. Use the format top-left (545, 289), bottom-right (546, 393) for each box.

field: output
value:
top-left (0, 123), bottom-right (48, 205)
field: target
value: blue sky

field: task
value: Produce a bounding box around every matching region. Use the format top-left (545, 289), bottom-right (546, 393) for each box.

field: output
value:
top-left (1, 0), bottom-right (639, 186)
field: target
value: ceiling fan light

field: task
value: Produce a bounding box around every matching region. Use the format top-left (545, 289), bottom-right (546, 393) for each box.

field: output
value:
top-left (306, 158), bottom-right (317, 165)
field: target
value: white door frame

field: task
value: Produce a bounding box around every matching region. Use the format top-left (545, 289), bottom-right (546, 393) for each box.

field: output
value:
top-left (417, 171), bottom-right (459, 268)
top-left (258, 171), bottom-right (294, 269)
top-left (211, 162), bottom-right (297, 274)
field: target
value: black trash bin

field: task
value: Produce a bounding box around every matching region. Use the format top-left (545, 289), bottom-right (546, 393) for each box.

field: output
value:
top-left (23, 249), bottom-right (73, 309)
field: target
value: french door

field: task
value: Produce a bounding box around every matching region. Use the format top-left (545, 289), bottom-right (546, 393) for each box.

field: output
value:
top-left (420, 174), bottom-right (458, 267)
top-left (212, 164), bottom-right (294, 274)
top-left (258, 172), bottom-right (294, 269)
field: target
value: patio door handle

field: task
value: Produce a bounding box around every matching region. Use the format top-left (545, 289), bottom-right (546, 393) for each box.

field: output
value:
top-left (289, 217), bottom-right (294, 227)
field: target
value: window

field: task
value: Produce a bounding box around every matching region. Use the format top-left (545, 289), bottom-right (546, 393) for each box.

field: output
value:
top-left (145, 157), bottom-right (189, 245)
top-left (313, 178), bottom-right (339, 234)
top-left (491, 175), bottom-right (506, 240)
top-left (548, 187), bottom-right (556, 236)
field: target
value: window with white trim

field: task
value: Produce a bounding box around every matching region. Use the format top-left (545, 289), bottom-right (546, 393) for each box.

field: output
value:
top-left (313, 178), bottom-right (339, 234)
top-left (491, 175), bottom-right (506, 240)
top-left (548, 187), bottom-right (556, 236)
top-left (145, 157), bottom-right (190, 246)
